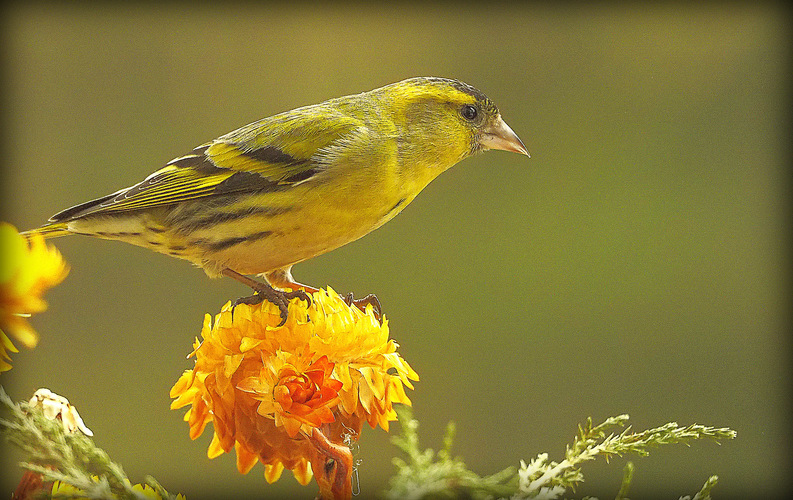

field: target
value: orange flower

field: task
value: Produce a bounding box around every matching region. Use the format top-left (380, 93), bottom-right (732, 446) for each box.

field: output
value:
top-left (0, 222), bottom-right (68, 371)
top-left (238, 353), bottom-right (344, 438)
top-left (170, 288), bottom-right (418, 490)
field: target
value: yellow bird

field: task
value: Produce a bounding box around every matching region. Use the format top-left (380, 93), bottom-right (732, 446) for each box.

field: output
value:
top-left (24, 77), bottom-right (529, 323)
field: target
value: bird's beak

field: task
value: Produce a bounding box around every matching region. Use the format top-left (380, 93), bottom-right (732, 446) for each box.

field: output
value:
top-left (480, 115), bottom-right (530, 157)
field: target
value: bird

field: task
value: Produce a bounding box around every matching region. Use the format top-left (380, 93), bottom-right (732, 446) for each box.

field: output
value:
top-left (23, 77), bottom-right (529, 324)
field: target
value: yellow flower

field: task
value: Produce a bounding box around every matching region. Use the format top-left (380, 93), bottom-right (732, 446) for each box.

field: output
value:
top-left (170, 288), bottom-right (418, 491)
top-left (0, 222), bottom-right (68, 371)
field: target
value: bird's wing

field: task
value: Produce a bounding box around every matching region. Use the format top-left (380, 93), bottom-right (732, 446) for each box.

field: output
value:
top-left (49, 109), bottom-right (364, 222)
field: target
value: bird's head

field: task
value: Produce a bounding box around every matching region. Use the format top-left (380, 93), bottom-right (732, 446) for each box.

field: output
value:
top-left (377, 77), bottom-right (529, 170)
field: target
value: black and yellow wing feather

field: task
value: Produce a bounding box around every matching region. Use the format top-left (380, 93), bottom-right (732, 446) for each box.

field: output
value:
top-left (45, 107), bottom-right (364, 224)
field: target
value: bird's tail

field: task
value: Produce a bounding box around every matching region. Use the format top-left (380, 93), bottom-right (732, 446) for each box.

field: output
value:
top-left (20, 223), bottom-right (71, 240)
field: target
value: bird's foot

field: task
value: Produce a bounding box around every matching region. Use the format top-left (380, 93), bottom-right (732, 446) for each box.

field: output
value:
top-left (233, 285), bottom-right (311, 326)
top-left (344, 292), bottom-right (382, 322)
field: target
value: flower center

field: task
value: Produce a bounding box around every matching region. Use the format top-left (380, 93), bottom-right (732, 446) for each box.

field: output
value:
top-left (276, 374), bottom-right (318, 409)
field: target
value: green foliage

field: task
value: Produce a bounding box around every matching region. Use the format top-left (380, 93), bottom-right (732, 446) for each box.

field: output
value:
top-left (385, 405), bottom-right (517, 500)
top-left (615, 462), bottom-right (634, 500)
top-left (0, 387), bottom-right (179, 500)
top-left (385, 406), bottom-right (735, 500)
top-left (1, 385), bottom-right (735, 500)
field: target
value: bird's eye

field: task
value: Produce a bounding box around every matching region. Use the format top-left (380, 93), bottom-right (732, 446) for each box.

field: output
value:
top-left (461, 104), bottom-right (478, 121)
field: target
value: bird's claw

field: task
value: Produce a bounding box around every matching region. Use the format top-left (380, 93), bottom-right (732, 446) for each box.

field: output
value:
top-left (232, 294), bottom-right (265, 307)
top-left (344, 292), bottom-right (383, 322)
top-left (284, 288), bottom-right (312, 307)
top-left (232, 287), bottom-right (311, 326)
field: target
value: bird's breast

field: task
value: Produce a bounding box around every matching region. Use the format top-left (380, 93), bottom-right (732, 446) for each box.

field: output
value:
top-left (197, 183), bottom-right (412, 276)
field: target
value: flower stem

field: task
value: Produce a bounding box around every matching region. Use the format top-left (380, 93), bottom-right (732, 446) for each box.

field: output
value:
top-left (307, 426), bottom-right (354, 500)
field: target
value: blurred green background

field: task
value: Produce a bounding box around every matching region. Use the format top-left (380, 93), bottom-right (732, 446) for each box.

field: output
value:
top-left (1, 3), bottom-right (789, 498)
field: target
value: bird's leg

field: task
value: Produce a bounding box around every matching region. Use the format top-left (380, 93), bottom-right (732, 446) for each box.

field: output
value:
top-left (343, 292), bottom-right (383, 322)
top-left (265, 268), bottom-right (383, 322)
top-left (221, 268), bottom-right (310, 325)
top-left (265, 268), bottom-right (319, 295)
